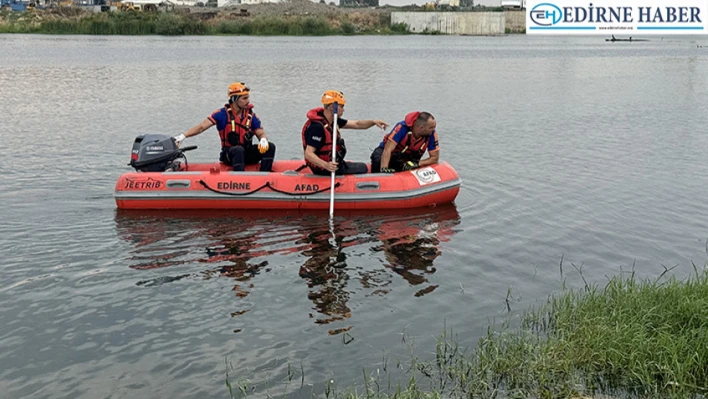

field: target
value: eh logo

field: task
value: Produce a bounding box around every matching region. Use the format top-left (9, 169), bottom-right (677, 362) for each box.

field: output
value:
top-left (530, 3), bottom-right (563, 26)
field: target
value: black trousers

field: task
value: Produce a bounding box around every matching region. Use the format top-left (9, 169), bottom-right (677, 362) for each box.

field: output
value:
top-left (220, 143), bottom-right (276, 172)
top-left (369, 147), bottom-right (411, 173)
top-left (310, 160), bottom-right (368, 176)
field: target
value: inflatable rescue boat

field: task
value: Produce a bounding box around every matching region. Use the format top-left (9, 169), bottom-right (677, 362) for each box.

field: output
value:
top-left (114, 134), bottom-right (461, 210)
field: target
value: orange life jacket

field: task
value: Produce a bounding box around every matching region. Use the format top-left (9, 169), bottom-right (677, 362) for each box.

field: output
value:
top-left (301, 107), bottom-right (346, 169)
top-left (219, 104), bottom-right (255, 149)
top-left (386, 111), bottom-right (428, 162)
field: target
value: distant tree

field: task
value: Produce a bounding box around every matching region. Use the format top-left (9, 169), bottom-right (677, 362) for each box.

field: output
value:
top-left (460, 0), bottom-right (473, 8)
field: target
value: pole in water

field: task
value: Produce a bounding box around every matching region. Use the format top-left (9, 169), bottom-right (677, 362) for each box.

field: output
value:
top-left (329, 102), bottom-right (339, 218)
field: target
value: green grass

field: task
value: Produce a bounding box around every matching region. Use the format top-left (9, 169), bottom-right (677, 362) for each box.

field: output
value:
top-left (450, 264), bottom-right (708, 398)
top-left (226, 264), bottom-right (708, 398)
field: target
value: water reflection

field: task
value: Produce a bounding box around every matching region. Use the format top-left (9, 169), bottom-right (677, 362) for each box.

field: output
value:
top-left (201, 223), bottom-right (273, 299)
top-left (114, 205), bottom-right (461, 328)
top-left (298, 221), bottom-right (354, 325)
top-left (375, 213), bottom-right (457, 298)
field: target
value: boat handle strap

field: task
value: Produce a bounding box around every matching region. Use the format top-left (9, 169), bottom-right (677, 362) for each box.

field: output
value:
top-left (198, 180), bottom-right (341, 196)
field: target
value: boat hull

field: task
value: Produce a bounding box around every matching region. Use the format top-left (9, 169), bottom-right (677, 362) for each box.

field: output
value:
top-left (114, 160), bottom-right (461, 210)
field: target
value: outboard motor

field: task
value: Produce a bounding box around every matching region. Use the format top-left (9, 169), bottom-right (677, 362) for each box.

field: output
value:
top-left (129, 134), bottom-right (197, 172)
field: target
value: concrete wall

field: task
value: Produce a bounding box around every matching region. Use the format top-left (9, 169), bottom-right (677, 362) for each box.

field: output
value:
top-left (504, 10), bottom-right (525, 33)
top-left (391, 12), bottom-right (505, 36)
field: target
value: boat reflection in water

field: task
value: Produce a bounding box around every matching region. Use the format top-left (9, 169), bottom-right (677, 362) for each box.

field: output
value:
top-left (115, 204), bottom-right (461, 328)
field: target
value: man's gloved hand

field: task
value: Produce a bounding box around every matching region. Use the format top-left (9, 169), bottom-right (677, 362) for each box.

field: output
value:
top-left (380, 167), bottom-right (396, 173)
top-left (173, 134), bottom-right (186, 147)
top-left (258, 138), bottom-right (269, 154)
top-left (402, 161), bottom-right (419, 171)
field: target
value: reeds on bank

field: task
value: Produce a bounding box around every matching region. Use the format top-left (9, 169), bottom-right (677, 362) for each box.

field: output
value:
top-left (0, 9), bottom-right (409, 35)
top-left (466, 265), bottom-right (708, 398)
top-left (227, 265), bottom-right (708, 398)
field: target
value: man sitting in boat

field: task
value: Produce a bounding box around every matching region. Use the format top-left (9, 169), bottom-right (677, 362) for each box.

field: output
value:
top-left (370, 111), bottom-right (439, 173)
top-left (173, 82), bottom-right (276, 172)
top-left (302, 90), bottom-right (388, 176)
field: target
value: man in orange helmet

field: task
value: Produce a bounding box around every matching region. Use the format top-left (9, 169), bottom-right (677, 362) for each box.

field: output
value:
top-left (370, 111), bottom-right (439, 173)
top-left (174, 82), bottom-right (275, 172)
top-left (301, 90), bottom-right (388, 176)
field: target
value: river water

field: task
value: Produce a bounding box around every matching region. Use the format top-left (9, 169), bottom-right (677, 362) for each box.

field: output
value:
top-left (1, 34), bottom-right (707, 398)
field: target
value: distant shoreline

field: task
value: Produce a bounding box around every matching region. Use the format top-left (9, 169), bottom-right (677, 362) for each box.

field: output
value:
top-left (0, 9), bottom-right (405, 36)
top-left (0, 3), bottom-right (526, 36)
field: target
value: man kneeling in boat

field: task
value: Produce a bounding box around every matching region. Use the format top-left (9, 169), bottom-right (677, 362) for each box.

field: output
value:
top-left (174, 82), bottom-right (276, 172)
top-left (302, 90), bottom-right (388, 176)
top-left (370, 111), bottom-right (439, 173)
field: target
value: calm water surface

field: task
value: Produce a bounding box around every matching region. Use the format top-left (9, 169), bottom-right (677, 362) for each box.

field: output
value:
top-left (1, 34), bottom-right (708, 398)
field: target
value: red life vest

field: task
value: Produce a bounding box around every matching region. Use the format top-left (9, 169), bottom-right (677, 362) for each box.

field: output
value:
top-left (388, 111), bottom-right (428, 162)
top-left (301, 107), bottom-right (346, 169)
top-left (219, 104), bottom-right (255, 149)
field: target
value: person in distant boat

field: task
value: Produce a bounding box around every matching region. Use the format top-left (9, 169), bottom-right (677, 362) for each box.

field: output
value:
top-left (174, 82), bottom-right (276, 172)
top-left (370, 111), bottom-right (439, 173)
top-left (302, 90), bottom-right (388, 176)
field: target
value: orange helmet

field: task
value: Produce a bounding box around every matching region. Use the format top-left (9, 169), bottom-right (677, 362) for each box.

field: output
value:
top-left (321, 90), bottom-right (346, 106)
top-left (228, 82), bottom-right (250, 98)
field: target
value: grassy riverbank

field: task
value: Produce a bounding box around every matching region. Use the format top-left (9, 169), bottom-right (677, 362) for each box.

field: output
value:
top-left (466, 266), bottom-right (708, 398)
top-left (228, 266), bottom-right (708, 398)
top-left (0, 7), bottom-right (408, 35)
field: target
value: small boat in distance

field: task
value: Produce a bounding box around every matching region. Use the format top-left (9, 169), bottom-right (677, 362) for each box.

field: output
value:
top-left (606, 35), bottom-right (649, 42)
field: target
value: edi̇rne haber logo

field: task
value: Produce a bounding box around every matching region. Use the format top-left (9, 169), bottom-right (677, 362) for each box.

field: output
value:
top-left (526, 0), bottom-right (707, 35)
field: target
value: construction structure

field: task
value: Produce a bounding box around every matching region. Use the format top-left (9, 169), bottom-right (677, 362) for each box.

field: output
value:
top-left (1, 0), bottom-right (35, 11)
top-left (500, 0), bottom-right (525, 9)
top-left (421, 0), bottom-right (460, 9)
top-left (220, 0), bottom-right (279, 4)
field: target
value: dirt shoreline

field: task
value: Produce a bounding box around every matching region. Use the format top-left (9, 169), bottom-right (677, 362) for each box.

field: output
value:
top-left (181, 0), bottom-right (391, 31)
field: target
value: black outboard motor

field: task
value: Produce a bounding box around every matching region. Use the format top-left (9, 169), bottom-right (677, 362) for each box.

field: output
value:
top-left (129, 134), bottom-right (197, 172)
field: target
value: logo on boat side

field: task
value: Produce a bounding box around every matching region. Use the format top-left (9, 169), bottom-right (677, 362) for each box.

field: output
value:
top-left (295, 184), bottom-right (320, 192)
top-left (412, 167), bottom-right (441, 186)
top-left (124, 177), bottom-right (163, 189)
top-left (217, 182), bottom-right (251, 190)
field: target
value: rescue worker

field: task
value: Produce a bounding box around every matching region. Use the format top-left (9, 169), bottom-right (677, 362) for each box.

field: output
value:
top-left (302, 90), bottom-right (388, 176)
top-left (370, 111), bottom-right (439, 173)
top-left (174, 82), bottom-right (276, 172)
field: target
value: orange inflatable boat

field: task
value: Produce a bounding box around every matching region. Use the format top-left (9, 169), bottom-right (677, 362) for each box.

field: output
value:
top-left (114, 134), bottom-right (461, 210)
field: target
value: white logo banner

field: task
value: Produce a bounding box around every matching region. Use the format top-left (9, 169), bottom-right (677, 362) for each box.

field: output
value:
top-left (526, 0), bottom-right (708, 35)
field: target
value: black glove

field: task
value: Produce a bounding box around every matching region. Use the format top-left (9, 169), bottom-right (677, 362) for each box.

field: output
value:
top-left (380, 167), bottom-right (396, 173)
top-left (402, 161), bottom-right (419, 171)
